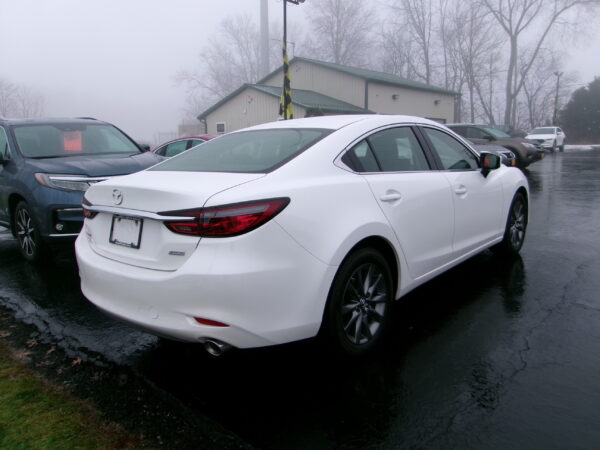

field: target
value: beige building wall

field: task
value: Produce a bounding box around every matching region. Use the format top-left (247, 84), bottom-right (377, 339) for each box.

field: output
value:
top-left (263, 62), bottom-right (365, 107)
top-left (204, 87), bottom-right (306, 134)
top-left (367, 84), bottom-right (455, 122)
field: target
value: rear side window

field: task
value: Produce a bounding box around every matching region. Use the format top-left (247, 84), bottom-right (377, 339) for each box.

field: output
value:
top-left (368, 127), bottom-right (430, 172)
top-left (422, 127), bottom-right (479, 170)
top-left (342, 127), bottom-right (430, 173)
top-left (13, 123), bottom-right (140, 158)
top-left (151, 128), bottom-right (331, 173)
top-left (162, 140), bottom-right (188, 157)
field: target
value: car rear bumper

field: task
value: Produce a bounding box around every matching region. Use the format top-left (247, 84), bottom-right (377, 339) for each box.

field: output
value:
top-left (75, 220), bottom-right (337, 349)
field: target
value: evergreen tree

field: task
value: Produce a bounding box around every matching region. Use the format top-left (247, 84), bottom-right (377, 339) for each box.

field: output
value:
top-left (560, 78), bottom-right (600, 143)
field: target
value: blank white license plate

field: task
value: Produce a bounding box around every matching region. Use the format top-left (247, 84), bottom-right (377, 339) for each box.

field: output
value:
top-left (109, 215), bottom-right (143, 249)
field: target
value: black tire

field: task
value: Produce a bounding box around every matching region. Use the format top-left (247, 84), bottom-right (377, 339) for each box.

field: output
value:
top-left (13, 201), bottom-right (47, 262)
top-left (322, 248), bottom-right (393, 357)
top-left (559, 144), bottom-right (565, 152)
top-left (550, 140), bottom-right (557, 153)
top-left (492, 193), bottom-right (527, 256)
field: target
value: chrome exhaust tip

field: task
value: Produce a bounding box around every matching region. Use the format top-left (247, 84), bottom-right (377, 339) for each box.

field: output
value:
top-left (203, 339), bottom-right (231, 356)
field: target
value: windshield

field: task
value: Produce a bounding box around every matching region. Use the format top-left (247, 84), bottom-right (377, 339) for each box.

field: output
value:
top-left (482, 127), bottom-right (511, 139)
top-left (150, 128), bottom-right (331, 173)
top-left (14, 123), bottom-right (140, 158)
top-left (530, 127), bottom-right (555, 134)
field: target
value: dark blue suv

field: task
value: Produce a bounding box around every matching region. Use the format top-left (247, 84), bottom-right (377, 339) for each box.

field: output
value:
top-left (0, 117), bottom-right (163, 261)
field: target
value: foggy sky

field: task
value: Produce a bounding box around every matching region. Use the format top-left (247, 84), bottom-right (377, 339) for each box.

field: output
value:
top-left (1, 0), bottom-right (599, 144)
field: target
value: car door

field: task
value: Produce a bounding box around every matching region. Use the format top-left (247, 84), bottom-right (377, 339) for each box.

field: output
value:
top-left (343, 126), bottom-right (455, 280)
top-left (556, 128), bottom-right (565, 145)
top-left (420, 126), bottom-right (504, 257)
top-left (0, 126), bottom-right (12, 225)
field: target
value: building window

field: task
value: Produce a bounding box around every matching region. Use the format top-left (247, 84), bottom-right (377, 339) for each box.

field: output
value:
top-left (216, 122), bottom-right (226, 134)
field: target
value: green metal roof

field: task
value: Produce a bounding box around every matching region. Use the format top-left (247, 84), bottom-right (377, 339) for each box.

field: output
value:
top-left (258, 56), bottom-right (460, 96)
top-left (250, 84), bottom-right (372, 114)
top-left (197, 83), bottom-right (372, 120)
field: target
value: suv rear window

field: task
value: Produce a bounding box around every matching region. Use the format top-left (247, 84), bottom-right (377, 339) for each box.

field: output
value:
top-left (150, 128), bottom-right (331, 173)
top-left (14, 123), bottom-right (140, 158)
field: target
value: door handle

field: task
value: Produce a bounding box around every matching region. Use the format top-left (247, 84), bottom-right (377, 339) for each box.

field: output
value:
top-left (454, 186), bottom-right (467, 195)
top-left (380, 192), bottom-right (402, 202)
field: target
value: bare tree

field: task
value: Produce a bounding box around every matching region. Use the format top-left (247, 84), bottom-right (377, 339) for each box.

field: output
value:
top-left (450, 2), bottom-right (502, 123)
top-left (387, 0), bottom-right (435, 84)
top-left (519, 50), bottom-right (574, 128)
top-left (480, 0), bottom-right (600, 126)
top-left (0, 78), bottom-right (44, 118)
top-left (177, 13), bottom-right (281, 105)
top-left (302, 0), bottom-right (376, 66)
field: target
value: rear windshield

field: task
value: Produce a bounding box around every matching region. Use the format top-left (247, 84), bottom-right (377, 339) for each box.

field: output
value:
top-left (150, 128), bottom-right (331, 173)
top-left (14, 123), bottom-right (141, 158)
top-left (530, 127), bottom-right (555, 134)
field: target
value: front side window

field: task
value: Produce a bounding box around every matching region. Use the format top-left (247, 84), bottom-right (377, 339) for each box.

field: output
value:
top-left (13, 123), bottom-right (140, 159)
top-left (0, 127), bottom-right (10, 160)
top-left (422, 127), bottom-right (479, 170)
top-left (151, 128), bottom-right (331, 173)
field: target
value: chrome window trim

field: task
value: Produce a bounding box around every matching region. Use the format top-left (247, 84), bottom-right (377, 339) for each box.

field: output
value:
top-left (334, 122), bottom-right (441, 174)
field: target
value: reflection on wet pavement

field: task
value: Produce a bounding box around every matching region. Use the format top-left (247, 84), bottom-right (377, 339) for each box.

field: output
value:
top-left (1, 150), bottom-right (600, 449)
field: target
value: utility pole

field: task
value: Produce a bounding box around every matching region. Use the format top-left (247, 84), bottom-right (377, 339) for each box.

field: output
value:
top-left (279, 0), bottom-right (305, 119)
top-left (553, 71), bottom-right (563, 125)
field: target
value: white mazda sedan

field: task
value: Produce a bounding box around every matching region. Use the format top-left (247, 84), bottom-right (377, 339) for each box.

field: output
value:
top-left (76, 115), bottom-right (529, 356)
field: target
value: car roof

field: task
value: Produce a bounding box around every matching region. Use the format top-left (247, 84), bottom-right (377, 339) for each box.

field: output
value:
top-left (0, 117), bottom-right (108, 126)
top-left (240, 114), bottom-right (443, 132)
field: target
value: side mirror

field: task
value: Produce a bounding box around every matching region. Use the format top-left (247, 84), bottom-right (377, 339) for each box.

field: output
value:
top-left (0, 153), bottom-right (9, 165)
top-left (139, 144), bottom-right (151, 152)
top-left (483, 134), bottom-right (495, 141)
top-left (480, 152), bottom-right (501, 177)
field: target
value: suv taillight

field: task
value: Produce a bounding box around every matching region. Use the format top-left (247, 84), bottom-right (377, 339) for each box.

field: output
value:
top-left (161, 198), bottom-right (289, 237)
top-left (82, 196), bottom-right (98, 219)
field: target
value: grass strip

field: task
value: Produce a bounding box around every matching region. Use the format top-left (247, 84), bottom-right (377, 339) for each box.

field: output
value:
top-left (0, 341), bottom-right (144, 449)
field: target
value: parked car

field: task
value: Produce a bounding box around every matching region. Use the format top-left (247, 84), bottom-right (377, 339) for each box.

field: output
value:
top-left (489, 124), bottom-right (528, 138)
top-left (0, 117), bottom-right (164, 262)
top-left (152, 135), bottom-right (215, 158)
top-left (525, 126), bottom-right (566, 152)
top-left (446, 123), bottom-right (543, 168)
top-left (76, 115), bottom-right (529, 357)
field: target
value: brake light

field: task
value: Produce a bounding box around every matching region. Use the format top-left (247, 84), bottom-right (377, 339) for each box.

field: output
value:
top-left (82, 196), bottom-right (98, 219)
top-left (161, 198), bottom-right (289, 237)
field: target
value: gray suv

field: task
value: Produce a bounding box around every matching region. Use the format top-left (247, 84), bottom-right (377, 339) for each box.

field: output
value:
top-left (0, 117), bottom-right (163, 261)
top-left (447, 124), bottom-right (543, 168)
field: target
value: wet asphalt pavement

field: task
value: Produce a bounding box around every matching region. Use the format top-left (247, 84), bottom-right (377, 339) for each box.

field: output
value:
top-left (1, 148), bottom-right (600, 449)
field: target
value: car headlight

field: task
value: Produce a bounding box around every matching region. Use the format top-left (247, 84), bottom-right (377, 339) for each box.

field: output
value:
top-left (34, 173), bottom-right (108, 192)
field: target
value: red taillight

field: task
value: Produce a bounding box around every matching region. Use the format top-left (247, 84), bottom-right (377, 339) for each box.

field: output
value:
top-left (161, 197), bottom-right (289, 237)
top-left (82, 197), bottom-right (98, 219)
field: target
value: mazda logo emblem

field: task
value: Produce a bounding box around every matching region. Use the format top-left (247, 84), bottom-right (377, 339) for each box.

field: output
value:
top-left (112, 189), bottom-right (123, 205)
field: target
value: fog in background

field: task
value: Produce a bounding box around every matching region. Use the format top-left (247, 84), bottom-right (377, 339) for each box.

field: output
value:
top-left (1, 0), bottom-right (599, 144)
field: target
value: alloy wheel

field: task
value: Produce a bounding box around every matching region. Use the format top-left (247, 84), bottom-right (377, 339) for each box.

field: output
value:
top-left (340, 262), bottom-right (389, 345)
top-left (15, 207), bottom-right (36, 257)
top-left (508, 199), bottom-right (526, 249)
